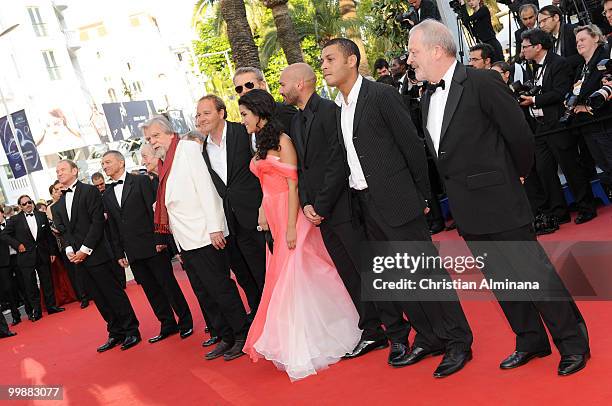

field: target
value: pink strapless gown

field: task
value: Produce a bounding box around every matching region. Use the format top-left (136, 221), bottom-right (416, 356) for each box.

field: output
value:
top-left (244, 156), bottom-right (361, 381)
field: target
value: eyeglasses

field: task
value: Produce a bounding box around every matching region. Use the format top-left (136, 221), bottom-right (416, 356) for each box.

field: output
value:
top-left (20, 201), bottom-right (33, 206)
top-left (538, 15), bottom-right (553, 25)
top-left (521, 44), bottom-right (537, 49)
top-left (602, 8), bottom-right (612, 16)
top-left (468, 57), bottom-right (483, 62)
top-left (234, 81), bottom-right (255, 94)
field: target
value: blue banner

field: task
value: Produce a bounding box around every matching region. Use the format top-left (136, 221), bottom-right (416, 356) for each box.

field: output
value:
top-left (0, 110), bottom-right (43, 178)
top-left (102, 100), bottom-right (156, 141)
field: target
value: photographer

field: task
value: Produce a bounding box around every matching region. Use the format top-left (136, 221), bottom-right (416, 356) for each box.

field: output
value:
top-left (458, 0), bottom-right (504, 62)
top-left (538, 5), bottom-right (582, 72)
top-left (408, 0), bottom-right (442, 24)
top-left (469, 43), bottom-right (495, 69)
top-left (520, 28), bottom-right (597, 226)
top-left (514, 4), bottom-right (538, 58)
top-left (492, 60), bottom-right (514, 84)
top-left (570, 24), bottom-right (612, 202)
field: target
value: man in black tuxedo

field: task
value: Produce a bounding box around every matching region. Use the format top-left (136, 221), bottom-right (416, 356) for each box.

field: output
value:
top-left (514, 4), bottom-right (538, 58)
top-left (232, 66), bottom-right (297, 142)
top-left (1, 195), bottom-right (64, 321)
top-left (538, 5), bottom-right (582, 71)
top-left (519, 29), bottom-right (596, 225)
top-left (0, 207), bottom-right (24, 325)
top-left (322, 38), bottom-right (473, 377)
top-left (410, 19), bottom-right (589, 376)
top-left (197, 95), bottom-right (266, 317)
top-left (101, 151), bottom-right (193, 343)
top-left (52, 159), bottom-right (141, 352)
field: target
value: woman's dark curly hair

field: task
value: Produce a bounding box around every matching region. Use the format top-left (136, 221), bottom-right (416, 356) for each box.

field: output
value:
top-left (238, 89), bottom-right (283, 159)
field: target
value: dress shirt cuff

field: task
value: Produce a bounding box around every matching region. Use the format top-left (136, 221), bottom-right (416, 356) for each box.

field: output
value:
top-left (80, 245), bottom-right (93, 255)
top-left (65, 246), bottom-right (74, 255)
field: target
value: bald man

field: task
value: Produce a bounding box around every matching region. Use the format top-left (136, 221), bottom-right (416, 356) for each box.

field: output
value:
top-left (280, 63), bottom-right (392, 358)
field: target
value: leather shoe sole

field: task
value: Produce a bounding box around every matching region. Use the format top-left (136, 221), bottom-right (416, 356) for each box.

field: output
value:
top-left (433, 351), bottom-right (472, 378)
top-left (180, 328), bottom-right (194, 339)
top-left (558, 353), bottom-right (590, 376)
top-left (148, 331), bottom-right (178, 344)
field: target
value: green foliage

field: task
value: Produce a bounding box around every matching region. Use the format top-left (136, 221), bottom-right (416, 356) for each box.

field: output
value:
top-left (369, 0), bottom-right (412, 50)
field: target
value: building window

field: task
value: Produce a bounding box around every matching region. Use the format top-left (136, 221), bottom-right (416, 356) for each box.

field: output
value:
top-left (42, 50), bottom-right (61, 80)
top-left (27, 7), bottom-right (47, 37)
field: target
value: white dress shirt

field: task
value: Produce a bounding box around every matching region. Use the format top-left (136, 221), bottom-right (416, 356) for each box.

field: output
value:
top-left (64, 179), bottom-right (92, 256)
top-left (113, 171), bottom-right (127, 207)
top-left (398, 73), bottom-right (407, 94)
top-left (165, 140), bottom-right (227, 251)
top-left (25, 212), bottom-right (38, 240)
top-left (335, 75), bottom-right (369, 190)
top-left (530, 53), bottom-right (547, 118)
top-left (426, 61), bottom-right (457, 155)
top-left (206, 122), bottom-right (228, 185)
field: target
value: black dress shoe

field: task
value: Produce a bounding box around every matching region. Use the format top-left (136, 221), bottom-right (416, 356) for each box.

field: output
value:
top-left (343, 338), bottom-right (388, 359)
top-left (429, 223), bottom-right (445, 235)
top-left (29, 313), bottom-right (42, 322)
top-left (223, 340), bottom-right (246, 361)
top-left (0, 331), bottom-right (17, 338)
top-left (204, 327), bottom-right (209, 334)
top-left (47, 306), bottom-right (65, 314)
top-left (558, 353), bottom-right (590, 376)
top-left (148, 330), bottom-right (178, 344)
top-left (80, 300), bottom-right (89, 309)
top-left (97, 337), bottom-right (122, 353)
top-left (202, 336), bottom-right (221, 347)
top-left (445, 221), bottom-right (457, 231)
top-left (180, 328), bottom-right (193, 339)
top-left (391, 346), bottom-right (445, 368)
top-left (433, 349), bottom-right (472, 378)
top-left (120, 335), bottom-right (141, 350)
top-left (557, 214), bottom-right (571, 225)
top-left (575, 211), bottom-right (597, 224)
top-left (205, 340), bottom-right (233, 360)
top-left (500, 350), bottom-right (551, 369)
top-left (388, 343), bottom-right (409, 365)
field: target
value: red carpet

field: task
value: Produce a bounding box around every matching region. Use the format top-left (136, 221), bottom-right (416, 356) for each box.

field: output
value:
top-left (2, 207), bottom-right (612, 405)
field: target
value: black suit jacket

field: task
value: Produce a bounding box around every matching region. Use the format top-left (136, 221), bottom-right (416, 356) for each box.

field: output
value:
top-left (0, 211), bottom-right (57, 268)
top-left (51, 181), bottom-right (110, 267)
top-left (202, 121), bottom-right (263, 231)
top-left (0, 222), bottom-right (11, 267)
top-left (525, 51), bottom-right (573, 143)
top-left (460, 4), bottom-right (496, 42)
top-left (274, 102), bottom-right (297, 138)
top-left (103, 173), bottom-right (160, 262)
top-left (411, 0), bottom-right (441, 24)
top-left (421, 64), bottom-right (534, 235)
top-left (557, 23), bottom-right (582, 72)
top-left (291, 93), bottom-right (351, 225)
top-left (573, 44), bottom-right (612, 125)
top-left (337, 78), bottom-right (431, 227)
top-left (514, 26), bottom-right (527, 58)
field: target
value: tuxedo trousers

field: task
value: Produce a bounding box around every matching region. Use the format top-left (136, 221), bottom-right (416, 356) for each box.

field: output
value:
top-left (80, 261), bottom-right (140, 339)
top-left (1, 264), bottom-right (21, 319)
top-left (130, 252), bottom-right (192, 333)
top-left (181, 244), bottom-right (248, 342)
top-left (180, 262), bottom-right (217, 337)
top-left (61, 250), bottom-right (87, 301)
top-left (21, 253), bottom-right (56, 314)
top-left (8, 255), bottom-right (31, 315)
top-left (461, 224), bottom-right (589, 355)
top-left (0, 310), bottom-right (9, 335)
top-left (353, 189), bottom-right (473, 351)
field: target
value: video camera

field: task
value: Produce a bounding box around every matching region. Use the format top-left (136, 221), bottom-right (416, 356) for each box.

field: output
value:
top-left (509, 80), bottom-right (542, 103)
top-left (395, 6), bottom-right (417, 29)
top-left (587, 59), bottom-right (612, 110)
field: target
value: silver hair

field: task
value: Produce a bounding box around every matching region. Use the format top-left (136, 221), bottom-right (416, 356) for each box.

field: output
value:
top-left (102, 150), bottom-right (125, 162)
top-left (141, 115), bottom-right (174, 135)
top-left (518, 3), bottom-right (538, 16)
top-left (410, 19), bottom-right (457, 57)
top-left (140, 142), bottom-right (154, 155)
top-left (181, 130), bottom-right (207, 143)
top-left (574, 24), bottom-right (606, 45)
top-left (233, 66), bottom-right (265, 82)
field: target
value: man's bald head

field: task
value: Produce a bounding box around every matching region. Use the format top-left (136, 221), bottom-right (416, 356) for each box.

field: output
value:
top-left (279, 63), bottom-right (317, 109)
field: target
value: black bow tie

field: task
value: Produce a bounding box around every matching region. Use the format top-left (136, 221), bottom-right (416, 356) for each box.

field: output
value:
top-left (113, 180), bottom-right (124, 186)
top-left (62, 188), bottom-right (73, 195)
top-left (25, 213), bottom-right (34, 217)
top-left (426, 79), bottom-right (445, 95)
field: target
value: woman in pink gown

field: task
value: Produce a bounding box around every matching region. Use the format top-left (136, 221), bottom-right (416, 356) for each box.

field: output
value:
top-left (239, 90), bottom-right (361, 381)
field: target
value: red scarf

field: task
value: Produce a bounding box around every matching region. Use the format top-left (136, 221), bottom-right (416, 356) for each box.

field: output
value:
top-left (154, 134), bottom-right (180, 234)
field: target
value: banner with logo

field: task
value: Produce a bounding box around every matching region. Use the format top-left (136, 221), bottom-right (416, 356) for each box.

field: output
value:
top-left (102, 100), bottom-right (156, 141)
top-left (0, 110), bottom-right (43, 178)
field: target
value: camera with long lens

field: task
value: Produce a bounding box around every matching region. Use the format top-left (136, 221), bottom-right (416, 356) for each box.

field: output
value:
top-left (449, 0), bottom-right (462, 13)
top-left (559, 93), bottom-right (579, 124)
top-left (509, 80), bottom-right (542, 103)
top-left (395, 6), bottom-right (416, 29)
top-left (587, 59), bottom-right (612, 109)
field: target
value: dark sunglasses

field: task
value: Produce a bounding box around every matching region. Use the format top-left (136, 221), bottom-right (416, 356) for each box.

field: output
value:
top-left (20, 200), bottom-right (33, 206)
top-left (235, 81), bottom-right (255, 94)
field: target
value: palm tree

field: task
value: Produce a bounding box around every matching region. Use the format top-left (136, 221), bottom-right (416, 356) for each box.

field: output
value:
top-left (194, 0), bottom-right (261, 68)
top-left (261, 0), bottom-right (304, 64)
top-left (339, 0), bottom-right (370, 76)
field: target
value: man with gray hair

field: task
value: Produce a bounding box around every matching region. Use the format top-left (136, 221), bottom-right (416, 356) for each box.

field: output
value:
top-left (410, 19), bottom-right (590, 376)
top-left (144, 115), bottom-right (249, 361)
top-left (233, 66), bottom-right (296, 140)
